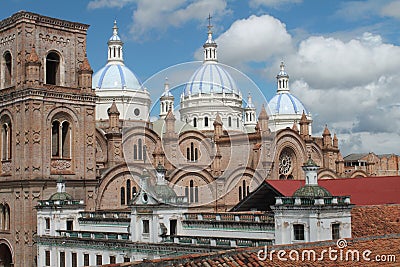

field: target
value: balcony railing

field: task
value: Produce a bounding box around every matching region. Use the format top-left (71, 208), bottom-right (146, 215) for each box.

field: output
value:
top-left (163, 235), bottom-right (273, 248)
top-left (58, 230), bottom-right (129, 241)
top-left (275, 196), bottom-right (351, 206)
top-left (78, 211), bottom-right (130, 223)
top-left (182, 212), bottom-right (275, 231)
top-left (184, 212), bottom-right (274, 223)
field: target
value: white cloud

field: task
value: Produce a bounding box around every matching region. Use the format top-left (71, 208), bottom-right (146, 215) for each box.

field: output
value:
top-left (194, 12), bottom-right (400, 154)
top-left (87, 0), bottom-right (134, 9)
top-left (334, 0), bottom-right (383, 21)
top-left (249, 0), bottom-right (302, 8)
top-left (335, 0), bottom-right (400, 21)
top-left (380, 0), bottom-right (400, 19)
top-left (129, 0), bottom-right (229, 40)
top-left (213, 14), bottom-right (400, 155)
top-left (195, 15), bottom-right (292, 67)
top-left (283, 32), bottom-right (400, 89)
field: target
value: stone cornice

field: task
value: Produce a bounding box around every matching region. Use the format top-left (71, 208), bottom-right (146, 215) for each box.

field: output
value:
top-left (0, 179), bottom-right (98, 188)
top-left (36, 236), bottom-right (219, 253)
top-left (0, 86), bottom-right (97, 106)
top-left (0, 11), bottom-right (89, 33)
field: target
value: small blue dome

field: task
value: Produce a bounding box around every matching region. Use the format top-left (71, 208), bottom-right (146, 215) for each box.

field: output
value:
top-left (184, 62), bottom-right (239, 96)
top-left (92, 63), bottom-right (142, 90)
top-left (269, 92), bottom-right (308, 115)
top-left (161, 90), bottom-right (173, 97)
top-left (109, 34), bottom-right (121, 41)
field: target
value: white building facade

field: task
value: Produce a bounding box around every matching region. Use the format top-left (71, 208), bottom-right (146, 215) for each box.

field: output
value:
top-left (272, 158), bottom-right (353, 245)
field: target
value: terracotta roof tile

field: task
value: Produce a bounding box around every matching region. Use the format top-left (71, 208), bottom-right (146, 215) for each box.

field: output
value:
top-left (352, 205), bottom-right (400, 238)
top-left (107, 235), bottom-right (399, 266)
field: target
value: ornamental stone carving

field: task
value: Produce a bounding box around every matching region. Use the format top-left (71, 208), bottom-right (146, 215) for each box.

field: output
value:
top-left (1, 161), bottom-right (12, 173)
top-left (51, 160), bottom-right (71, 170)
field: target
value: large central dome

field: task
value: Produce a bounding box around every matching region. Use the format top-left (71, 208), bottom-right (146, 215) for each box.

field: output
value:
top-left (179, 23), bottom-right (244, 132)
top-left (268, 62), bottom-right (312, 133)
top-left (93, 63), bottom-right (142, 90)
top-left (93, 21), bottom-right (150, 121)
top-left (269, 92), bottom-right (308, 115)
top-left (184, 62), bottom-right (239, 95)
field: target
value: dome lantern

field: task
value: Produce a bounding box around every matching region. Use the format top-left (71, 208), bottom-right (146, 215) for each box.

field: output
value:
top-left (107, 20), bottom-right (124, 63)
top-left (276, 61), bottom-right (289, 93)
top-left (203, 14), bottom-right (217, 62)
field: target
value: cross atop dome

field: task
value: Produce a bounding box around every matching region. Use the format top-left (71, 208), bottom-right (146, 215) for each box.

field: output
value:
top-left (207, 14), bottom-right (213, 31)
top-left (107, 20), bottom-right (124, 63)
top-left (203, 14), bottom-right (217, 62)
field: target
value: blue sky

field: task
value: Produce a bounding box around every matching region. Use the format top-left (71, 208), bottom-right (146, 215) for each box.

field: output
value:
top-left (1, 0), bottom-right (400, 155)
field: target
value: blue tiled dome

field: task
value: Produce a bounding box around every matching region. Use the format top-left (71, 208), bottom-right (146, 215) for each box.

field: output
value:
top-left (269, 92), bottom-right (308, 115)
top-left (92, 63), bottom-right (142, 90)
top-left (109, 34), bottom-right (121, 41)
top-left (184, 62), bottom-right (239, 96)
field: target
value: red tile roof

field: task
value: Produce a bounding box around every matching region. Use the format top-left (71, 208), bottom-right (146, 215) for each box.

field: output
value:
top-left (267, 176), bottom-right (400, 205)
top-left (105, 235), bottom-right (400, 266)
top-left (352, 205), bottom-right (400, 238)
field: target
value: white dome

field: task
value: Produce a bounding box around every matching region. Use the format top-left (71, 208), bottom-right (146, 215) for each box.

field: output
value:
top-left (184, 62), bottom-right (239, 96)
top-left (269, 92), bottom-right (308, 115)
top-left (92, 63), bottom-right (142, 90)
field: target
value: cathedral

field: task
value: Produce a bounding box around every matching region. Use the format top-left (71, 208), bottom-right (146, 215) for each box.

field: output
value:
top-left (0, 11), bottom-right (395, 266)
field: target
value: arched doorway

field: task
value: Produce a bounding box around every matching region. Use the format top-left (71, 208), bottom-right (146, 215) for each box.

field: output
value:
top-left (0, 243), bottom-right (12, 267)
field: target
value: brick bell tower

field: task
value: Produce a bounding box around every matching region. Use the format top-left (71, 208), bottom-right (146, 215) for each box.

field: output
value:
top-left (0, 11), bottom-right (97, 266)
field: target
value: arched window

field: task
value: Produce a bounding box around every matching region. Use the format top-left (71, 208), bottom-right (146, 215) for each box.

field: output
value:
top-left (204, 117), bottom-right (209, 127)
top-left (61, 122), bottom-right (70, 158)
top-left (134, 139), bottom-right (145, 161)
top-left (51, 119), bottom-right (71, 158)
top-left (237, 118), bottom-right (240, 128)
top-left (120, 187), bottom-right (125, 205)
top-left (46, 52), bottom-right (60, 85)
top-left (138, 139), bottom-right (143, 160)
top-left (185, 179), bottom-right (199, 203)
top-left (0, 204), bottom-right (10, 231)
top-left (228, 117), bottom-right (232, 127)
top-left (4, 52), bottom-right (12, 87)
top-left (239, 180), bottom-right (249, 201)
top-left (1, 116), bottom-right (11, 161)
top-left (190, 142), bottom-right (194, 162)
top-left (127, 180), bottom-right (131, 204)
top-left (189, 180), bottom-right (194, 203)
top-left (187, 142), bottom-right (199, 162)
top-left (133, 145), bottom-right (137, 160)
top-left (51, 121), bottom-right (60, 157)
top-left (193, 118), bottom-right (197, 128)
